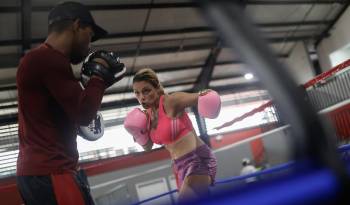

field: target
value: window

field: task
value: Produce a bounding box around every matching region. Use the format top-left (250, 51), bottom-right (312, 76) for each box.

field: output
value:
top-left (329, 43), bottom-right (350, 67)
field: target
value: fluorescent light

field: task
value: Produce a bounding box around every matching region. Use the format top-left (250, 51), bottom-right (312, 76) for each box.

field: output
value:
top-left (244, 73), bottom-right (254, 80)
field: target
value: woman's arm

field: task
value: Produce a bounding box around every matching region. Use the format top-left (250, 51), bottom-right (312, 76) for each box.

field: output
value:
top-left (167, 92), bottom-right (199, 114)
top-left (165, 89), bottom-right (211, 116)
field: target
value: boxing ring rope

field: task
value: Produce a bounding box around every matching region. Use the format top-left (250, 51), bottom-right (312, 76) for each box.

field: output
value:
top-left (214, 58), bottom-right (350, 143)
top-left (133, 144), bottom-right (350, 205)
top-left (135, 1), bottom-right (350, 204)
top-left (213, 101), bottom-right (276, 131)
top-left (192, 1), bottom-right (350, 203)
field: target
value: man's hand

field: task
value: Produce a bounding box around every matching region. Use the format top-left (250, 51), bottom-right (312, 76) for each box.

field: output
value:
top-left (81, 50), bottom-right (126, 88)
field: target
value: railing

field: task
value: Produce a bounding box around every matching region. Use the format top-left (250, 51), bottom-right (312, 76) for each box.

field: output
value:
top-left (305, 59), bottom-right (350, 142)
top-left (215, 59), bottom-right (350, 143)
top-left (0, 146), bottom-right (130, 178)
top-left (0, 123), bottom-right (19, 178)
top-left (305, 59), bottom-right (350, 111)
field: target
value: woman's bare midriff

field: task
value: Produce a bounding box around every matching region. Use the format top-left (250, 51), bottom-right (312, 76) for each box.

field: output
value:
top-left (165, 131), bottom-right (205, 160)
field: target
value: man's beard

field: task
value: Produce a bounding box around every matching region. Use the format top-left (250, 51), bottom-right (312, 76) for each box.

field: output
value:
top-left (70, 51), bottom-right (86, 65)
top-left (70, 43), bottom-right (88, 65)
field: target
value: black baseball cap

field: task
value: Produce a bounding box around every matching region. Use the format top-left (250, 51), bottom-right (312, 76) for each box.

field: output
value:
top-left (48, 1), bottom-right (108, 42)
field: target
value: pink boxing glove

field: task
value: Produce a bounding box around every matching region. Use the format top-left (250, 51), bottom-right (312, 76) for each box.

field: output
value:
top-left (198, 90), bottom-right (221, 119)
top-left (124, 108), bottom-right (150, 146)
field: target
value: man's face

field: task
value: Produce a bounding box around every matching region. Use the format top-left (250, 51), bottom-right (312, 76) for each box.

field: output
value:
top-left (70, 25), bottom-right (94, 64)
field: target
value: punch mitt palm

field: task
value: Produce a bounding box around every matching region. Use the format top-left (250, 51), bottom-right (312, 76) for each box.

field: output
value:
top-left (81, 50), bottom-right (126, 87)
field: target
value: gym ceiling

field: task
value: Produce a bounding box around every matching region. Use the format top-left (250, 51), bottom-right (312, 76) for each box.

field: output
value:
top-left (0, 0), bottom-right (348, 128)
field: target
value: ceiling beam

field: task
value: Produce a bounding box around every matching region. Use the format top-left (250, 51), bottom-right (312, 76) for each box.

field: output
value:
top-left (117, 43), bottom-right (215, 58)
top-left (315, 2), bottom-right (350, 47)
top-left (100, 81), bottom-right (262, 111)
top-left (1, 1), bottom-right (345, 13)
top-left (0, 85), bottom-right (18, 92)
top-left (0, 40), bottom-right (289, 69)
top-left (104, 72), bottom-right (245, 96)
top-left (257, 20), bottom-right (331, 27)
top-left (192, 41), bottom-right (222, 141)
top-left (245, 0), bottom-right (347, 5)
top-left (0, 7), bottom-right (20, 13)
top-left (0, 104), bottom-right (17, 110)
top-left (0, 60), bottom-right (246, 92)
top-left (106, 27), bottom-right (212, 39)
top-left (32, 3), bottom-right (199, 12)
top-left (0, 80), bottom-right (263, 125)
top-left (193, 41), bottom-right (222, 91)
top-left (102, 67), bottom-right (248, 95)
top-left (109, 35), bottom-right (317, 57)
top-left (0, 40), bottom-right (22, 46)
top-left (0, 115), bottom-right (17, 126)
top-left (0, 73), bottom-right (255, 111)
top-left (21, 0), bottom-right (32, 55)
top-left (0, 72), bottom-right (248, 110)
top-left (143, 60), bottom-right (243, 74)
top-left (0, 20), bottom-right (330, 46)
top-left (107, 36), bottom-right (307, 57)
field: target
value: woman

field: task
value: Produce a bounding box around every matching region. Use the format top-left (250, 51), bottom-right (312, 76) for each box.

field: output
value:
top-left (130, 68), bottom-right (217, 201)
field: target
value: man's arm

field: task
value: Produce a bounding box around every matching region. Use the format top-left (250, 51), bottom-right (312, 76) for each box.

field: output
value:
top-left (41, 57), bottom-right (105, 126)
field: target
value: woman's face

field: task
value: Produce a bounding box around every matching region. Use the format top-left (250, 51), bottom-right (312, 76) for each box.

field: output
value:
top-left (133, 81), bottom-right (159, 109)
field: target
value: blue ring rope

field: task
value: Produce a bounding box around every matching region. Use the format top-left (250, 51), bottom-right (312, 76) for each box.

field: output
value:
top-left (132, 144), bottom-right (350, 205)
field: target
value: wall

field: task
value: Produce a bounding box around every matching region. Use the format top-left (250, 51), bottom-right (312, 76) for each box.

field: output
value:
top-left (211, 127), bottom-right (262, 149)
top-left (0, 124), bottom-right (292, 205)
top-left (0, 180), bottom-right (23, 205)
top-left (263, 127), bottom-right (292, 165)
top-left (317, 7), bottom-right (350, 72)
top-left (285, 42), bottom-right (315, 85)
top-left (89, 159), bottom-right (172, 201)
top-left (87, 126), bottom-right (263, 203)
top-left (0, 125), bottom-right (264, 205)
top-left (88, 126), bottom-right (292, 205)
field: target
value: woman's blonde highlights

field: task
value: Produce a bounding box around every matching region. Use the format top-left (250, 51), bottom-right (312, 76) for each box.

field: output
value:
top-left (133, 68), bottom-right (165, 95)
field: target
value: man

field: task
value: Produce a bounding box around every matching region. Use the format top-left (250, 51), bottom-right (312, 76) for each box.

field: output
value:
top-left (240, 158), bottom-right (258, 183)
top-left (16, 2), bottom-right (124, 204)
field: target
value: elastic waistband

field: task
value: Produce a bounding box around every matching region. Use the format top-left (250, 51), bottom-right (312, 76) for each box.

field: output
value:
top-left (173, 144), bottom-right (209, 163)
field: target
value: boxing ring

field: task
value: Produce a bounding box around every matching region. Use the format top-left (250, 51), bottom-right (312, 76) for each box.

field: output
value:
top-left (193, 1), bottom-right (350, 204)
top-left (130, 1), bottom-right (350, 204)
top-left (0, 1), bottom-right (349, 205)
top-left (133, 144), bottom-right (350, 205)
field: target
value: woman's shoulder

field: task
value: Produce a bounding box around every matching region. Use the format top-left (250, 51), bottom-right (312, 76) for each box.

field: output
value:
top-left (162, 94), bottom-right (175, 107)
top-left (164, 92), bottom-right (183, 101)
top-left (162, 93), bottom-right (184, 117)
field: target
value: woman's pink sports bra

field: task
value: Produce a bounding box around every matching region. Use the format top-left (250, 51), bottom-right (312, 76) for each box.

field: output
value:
top-left (148, 95), bottom-right (194, 145)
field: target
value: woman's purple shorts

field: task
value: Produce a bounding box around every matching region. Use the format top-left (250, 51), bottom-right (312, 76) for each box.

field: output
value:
top-left (173, 144), bottom-right (217, 189)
